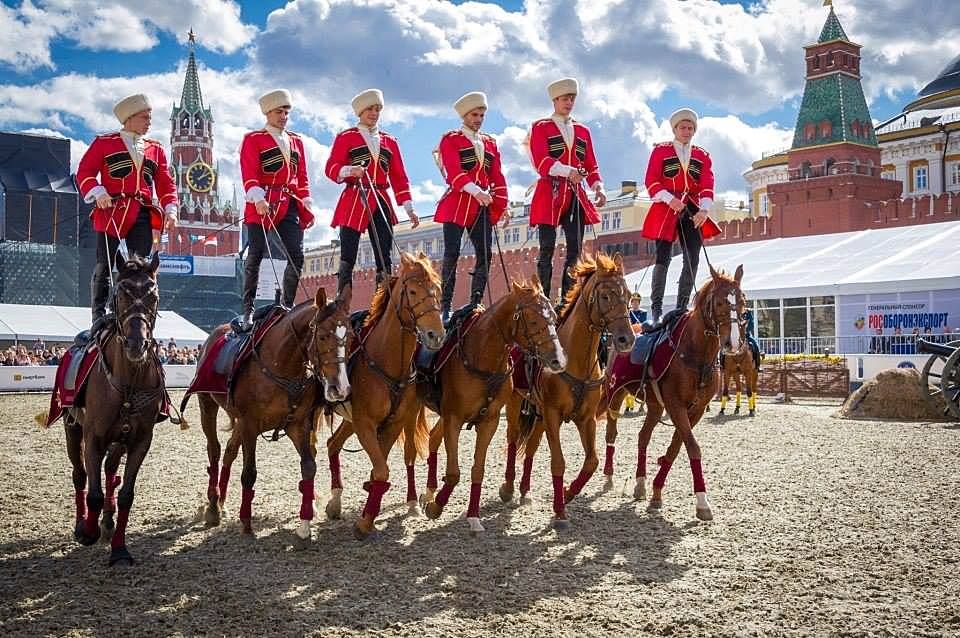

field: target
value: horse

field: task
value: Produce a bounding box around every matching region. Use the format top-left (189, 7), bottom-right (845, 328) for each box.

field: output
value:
top-left (500, 253), bottom-right (636, 528)
top-left (719, 337), bottom-right (758, 416)
top-left (55, 254), bottom-right (167, 566)
top-left (323, 251), bottom-right (445, 539)
top-left (190, 285), bottom-right (352, 544)
top-left (418, 276), bottom-right (567, 533)
top-left (596, 264), bottom-right (745, 521)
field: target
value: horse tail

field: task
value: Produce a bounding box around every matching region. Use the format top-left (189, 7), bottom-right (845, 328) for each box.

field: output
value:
top-left (595, 379), bottom-right (613, 423)
top-left (518, 418), bottom-right (544, 459)
top-left (413, 407), bottom-right (430, 460)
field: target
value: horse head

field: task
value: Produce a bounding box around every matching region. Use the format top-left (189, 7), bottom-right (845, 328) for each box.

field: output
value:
top-left (309, 284), bottom-right (353, 403)
top-left (112, 253), bottom-right (160, 364)
top-left (587, 253), bottom-right (635, 354)
top-left (705, 263), bottom-right (746, 355)
top-left (394, 252), bottom-right (444, 351)
top-left (511, 275), bottom-right (566, 372)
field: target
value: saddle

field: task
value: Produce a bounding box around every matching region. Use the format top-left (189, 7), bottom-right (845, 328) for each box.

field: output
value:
top-left (415, 305), bottom-right (483, 413)
top-left (229, 304), bottom-right (281, 334)
top-left (604, 311), bottom-right (691, 400)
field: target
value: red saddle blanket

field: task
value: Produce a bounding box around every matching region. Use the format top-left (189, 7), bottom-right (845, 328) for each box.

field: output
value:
top-left (605, 313), bottom-right (690, 397)
top-left (46, 341), bottom-right (172, 426)
top-left (416, 310), bottom-right (482, 376)
top-left (510, 346), bottom-right (542, 393)
top-left (183, 312), bottom-right (285, 401)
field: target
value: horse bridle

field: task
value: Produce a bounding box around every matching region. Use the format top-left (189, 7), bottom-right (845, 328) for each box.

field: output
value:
top-left (584, 276), bottom-right (631, 333)
top-left (702, 284), bottom-right (744, 339)
top-left (111, 277), bottom-right (159, 347)
top-left (306, 309), bottom-right (349, 382)
top-left (393, 273), bottom-right (442, 343)
top-left (513, 296), bottom-right (560, 363)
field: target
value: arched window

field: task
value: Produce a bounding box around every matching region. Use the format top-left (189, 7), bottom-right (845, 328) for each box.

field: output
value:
top-left (819, 119), bottom-right (832, 138)
top-left (801, 161), bottom-right (813, 179)
top-left (825, 158), bottom-right (836, 175)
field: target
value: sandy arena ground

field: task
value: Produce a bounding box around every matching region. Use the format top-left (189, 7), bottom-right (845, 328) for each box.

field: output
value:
top-left (1, 391), bottom-right (959, 637)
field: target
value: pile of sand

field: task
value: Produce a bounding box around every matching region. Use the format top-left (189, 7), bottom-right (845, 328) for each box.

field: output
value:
top-left (836, 367), bottom-right (952, 421)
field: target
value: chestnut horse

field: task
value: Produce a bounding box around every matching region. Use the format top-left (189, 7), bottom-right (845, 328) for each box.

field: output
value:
top-left (719, 337), bottom-right (758, 416)
top-left (419, 277), bottom-right (567, 533)
top-left (597, 264), bottom-right (744, 521)
top-left (324, 252), bottom-right (445, 539)
top-left (56, 254), bottom-right (166, 566)
top-left (501, 253), bottom-right (635, 528)
top-left (191, 285), bottom-right (352, 544)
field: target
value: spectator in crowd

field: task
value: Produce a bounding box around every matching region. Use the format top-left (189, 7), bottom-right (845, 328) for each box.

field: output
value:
top-left (628, 293), bottom-right (647, 332)
top-left (869, 327), bottom-right (887, 354)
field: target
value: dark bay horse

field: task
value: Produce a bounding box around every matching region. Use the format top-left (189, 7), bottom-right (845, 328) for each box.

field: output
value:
top-left (192, 285), bottom-right (352, 544)
top-left (419, 277), bottom-right (566, 533)
top-left (324, 252), bottom-right (445, 539)
top-left (597, 264), bottom-right (744, 521)
top-left (56, 254), bottom-right (166, 566)
top-left (501, 253), bottom-right (635, 528)
top-left (719, 336), bottom-right (758, 416)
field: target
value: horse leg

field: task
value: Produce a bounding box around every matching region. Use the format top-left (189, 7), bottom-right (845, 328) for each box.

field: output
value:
top-left (100, 443), bottom-right (123, 539)
top-left (64, 417), bottom-right (87, 541)
top-left (425, 414), bottom-right (443, 505)
top-left (542, 410), bottom-right (568, 528)
top-left (565, 415), bottom-right (599, 504)
top-left (199, 393), bottom-right (223, 526)
top-left (324, 419), bottom-right (354, 520)
top-left (464, 413), bottom-right (499, 534)
top-left (353, 420), bottom-right (391, 539)
top-left (749, 369), bottom-right (758, 416)
top-left (288, 420), bottom-right (316, 547)
top-left (603, 386), bottom-right (627, 492)
top-left (108, 427), bottom-right (154, 566)
top-left (634, 397), bottom-right (663, 502)
top-left (649, 427), bottom-right (683, 511)
top-left (719, 370), bottom-right (728, 415)
top-left (403, 411), bottom-right (420, 513)
top-left (657, 402), bottom-right (712, 521)
top-left (519, 420), bottom-right (545, 506)
top-left (78, 432), bottom-right (106, 546)
top-left (499, 395), bottom-right (521, 503)
top-left (734, 369), bottom-right (742, 415)
top-left (238, 428), bottom-right (259, 535)
top-left (424, 416), bottom-right (461, 521)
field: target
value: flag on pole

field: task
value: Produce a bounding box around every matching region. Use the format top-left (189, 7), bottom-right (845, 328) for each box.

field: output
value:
top-left (202, 232), bottom-right (218, 247)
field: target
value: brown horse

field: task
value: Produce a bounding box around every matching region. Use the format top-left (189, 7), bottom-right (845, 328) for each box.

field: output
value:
top-left (501, 253), bottom-right (635, 528)
top-left (192, 285), bottom-right (352, 544)
top-left (324, 252), bottom-right (445, 539)
top-left (56, 254), bottom-right (166, 566)
top-left (719, 335), bottom-right (758, 416)
top-left (419, 277), bottom-right (567, 533)
top-left (597, 264), bottom-right (744, 521)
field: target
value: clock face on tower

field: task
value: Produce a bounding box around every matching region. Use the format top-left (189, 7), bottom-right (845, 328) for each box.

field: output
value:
top-left (186, 161), bottom-right (214, 193)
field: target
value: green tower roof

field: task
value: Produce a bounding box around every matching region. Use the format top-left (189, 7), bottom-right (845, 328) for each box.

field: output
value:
top-left (170, 33), bottom-right (212, 120)
top-left (818, 7), bottom-right (849, 43)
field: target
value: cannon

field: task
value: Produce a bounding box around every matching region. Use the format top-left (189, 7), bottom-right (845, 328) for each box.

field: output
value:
top-left (917, 338), bottom-right (960, 420)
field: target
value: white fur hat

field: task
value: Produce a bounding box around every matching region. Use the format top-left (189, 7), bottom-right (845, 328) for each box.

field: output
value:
top-left (547, 78), bottom-right (579, 100)
top-left (351, 89), bottom-right (384, 116)
top-left (113, 94), bottom-right (151, 124)
top-left (259, 89), bottom-right (293, 115)
top-left (669, 108), bottom-right (698, 130)
top-left (454, 91), bottom-right (488, 118)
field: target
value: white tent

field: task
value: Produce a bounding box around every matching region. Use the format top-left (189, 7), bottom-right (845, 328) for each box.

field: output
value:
top-left (0, 303), bottom-right (208, 346)
top-left (625, 219), bottom-right (960, 302)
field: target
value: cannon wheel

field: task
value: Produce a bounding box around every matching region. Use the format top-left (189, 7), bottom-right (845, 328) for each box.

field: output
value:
top-left (940, 347), bottom-right (960, 419)
top-left (920, 340), bottom-right (960, 419)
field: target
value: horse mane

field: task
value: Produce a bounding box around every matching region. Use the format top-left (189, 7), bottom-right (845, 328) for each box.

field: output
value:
top-left (557, 253), bottom-right (617, 324)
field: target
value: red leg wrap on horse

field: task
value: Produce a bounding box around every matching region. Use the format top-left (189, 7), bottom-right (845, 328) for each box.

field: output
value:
top-left (218, 464), bottom-right (231, 503)
top-left (298, 479), bottom-right (315, 521)
top-left (75, 490), bottom-right (86, 521)
top-left (329, 453), bottom-right (342, 490)
top-left (426, 450), bottom-right (438, 490)
top-left (567, 468), bottom-right (592, 499)
top-left (551, 475), bottom-right (565, 515)
top-left (239, 487), bottom-right (255, 521)
top-left (110, 509), bottom-right (130, 550)
top-left (637, 447), bottom-right (647, 478)
top-left (361, 480), bottom-right (391, 519)
top-left (519, 455), bottom-right (534, 494)
top-left (690, 458), bottom-right (707, 493)
top-left (83, 505), bottom-right (101, 538)
top-left (652, 459), bottom-right (673, 489)
top-left (603, 445), bottom-right (615, 476)
top-left (434, 481), bottom-right (455, 508)
top-left (467, 482), bottom-right (482, 518)
top-left (405, 465), bottom-right (417, 502)
top-left (505, 441), bottom-right (517, 483)
top-left (105, 473), bottom-right (120, 512)
top-left (206, 465), bottom-right (220, 500)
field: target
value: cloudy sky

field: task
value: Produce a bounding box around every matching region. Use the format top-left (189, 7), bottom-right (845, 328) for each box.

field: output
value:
top-left (1, 0), bottom-right (956, 246)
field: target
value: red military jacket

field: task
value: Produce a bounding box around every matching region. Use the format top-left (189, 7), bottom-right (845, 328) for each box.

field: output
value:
top-left (76, 133), bottom-right (178, 238)
top-left (642, 141), bottom-right (720, 242)
top-left (434, 129), bottom-right (508, 227)
top-left (528, 118), bottom-right (602, 227)
top-left (240, 129), bottom-right (314, 229)
top-left (324, 128), bottom-right (412, 233)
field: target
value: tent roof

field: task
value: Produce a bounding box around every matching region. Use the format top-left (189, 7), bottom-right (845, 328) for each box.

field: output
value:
top-left (625, 220), bottom-right (960, 303)
top-left (0, 303), bottom-right (208, 345)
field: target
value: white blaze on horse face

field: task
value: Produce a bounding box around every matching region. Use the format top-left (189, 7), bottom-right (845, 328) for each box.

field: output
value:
top-left (727, 293), bottom-right (741, 352)
top-left (326, 322), bottom-right (350, 402)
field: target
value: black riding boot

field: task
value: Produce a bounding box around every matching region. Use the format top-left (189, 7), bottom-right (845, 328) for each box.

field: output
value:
top-left (440, 254), bottom-right (457, 322)
top-left (336, 259), bottom-right (353, 295)
top-left (90, 262), bottom-right (111, 326)
top-left (676, 261), bottom-right (699, 311)
top-left (469, 267), bottom-right (488, 306)
top-left (281, 266), bottom-right (299, 308)
top-left (241, 261), bottom-right (259, 330)
top-left (537, 255), bottom-right (554, 301)
top-left (647, 263), bottom-right (668, 325)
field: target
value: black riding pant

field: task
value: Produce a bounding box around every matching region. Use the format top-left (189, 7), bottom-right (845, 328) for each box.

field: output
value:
top-left (654, 212), bottom-right (702, 304)
top-left (338, 197), bottom-right (394, 291)
top-left (91, 206), bottom-right (153, 321)
top-left (243, 202), bottom-right (304, 309)
top-left (537, 202), bottom-right (585, 301)
top-left (440, 210), bottom-right (492, 309)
